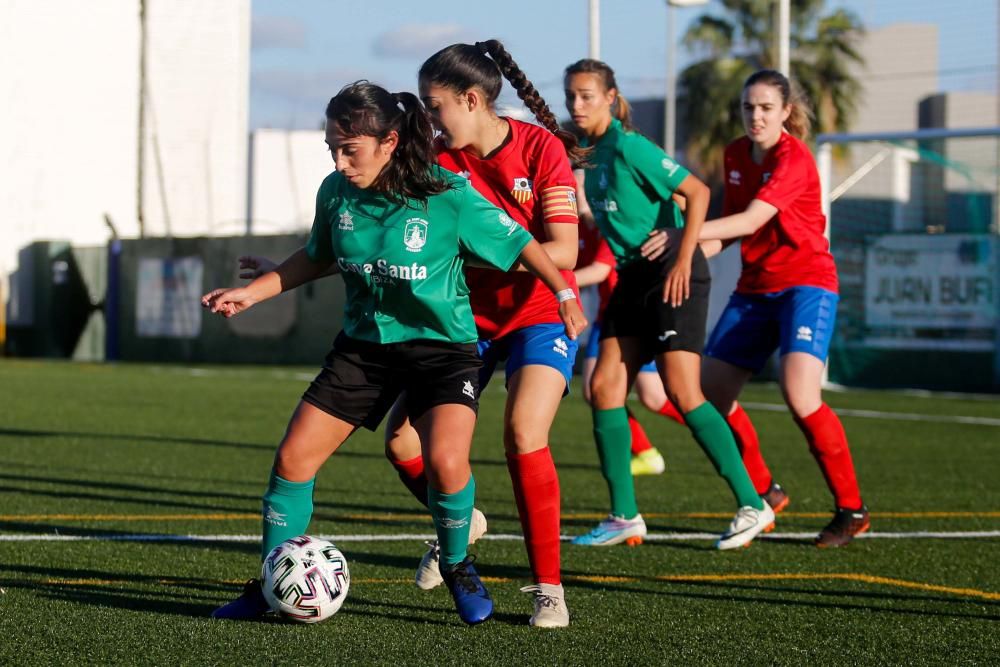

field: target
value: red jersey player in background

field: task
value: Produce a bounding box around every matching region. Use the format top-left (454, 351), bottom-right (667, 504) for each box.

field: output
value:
top-left (645, 69), bottom-right (868, 546)
top-left (383, 39), bottom-right (587, 627)
top-left (572, 169), bottom-right (684, 477)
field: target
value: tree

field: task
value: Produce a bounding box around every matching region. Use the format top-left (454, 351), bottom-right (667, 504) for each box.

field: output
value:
top-left (678, 0), bottom-right (864, 182)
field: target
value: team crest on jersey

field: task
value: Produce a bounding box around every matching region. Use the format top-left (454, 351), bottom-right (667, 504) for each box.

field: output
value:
top-left (598, 165), bottom-right (609, 189)
top-left (338, 210), bottom-right (354, 231)
top-left (403, 218), bottom-right (428, 252)
top-left (728, 170), bottom-right (741, 185)
top-left (511, 177), bottom-right (533, 204)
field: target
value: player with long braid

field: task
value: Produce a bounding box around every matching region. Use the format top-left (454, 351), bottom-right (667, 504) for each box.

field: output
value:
top-left (383, 39), bottom-right (586, 628)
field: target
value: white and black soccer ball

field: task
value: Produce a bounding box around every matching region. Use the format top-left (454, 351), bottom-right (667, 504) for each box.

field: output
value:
top-left (261, 535), bottom-right (350, 623)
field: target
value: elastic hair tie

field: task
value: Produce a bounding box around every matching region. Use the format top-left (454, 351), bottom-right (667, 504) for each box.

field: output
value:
top-left (475, 41), bottom-right (490, 56)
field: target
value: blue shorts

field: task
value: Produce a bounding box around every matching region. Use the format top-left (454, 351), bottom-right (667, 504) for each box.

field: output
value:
top-left (585, 321), bottom-right (657, 373)
top-left (704, 286), bottom-right (839, 373)
top-left (478, 323), bottom-right (579, 393)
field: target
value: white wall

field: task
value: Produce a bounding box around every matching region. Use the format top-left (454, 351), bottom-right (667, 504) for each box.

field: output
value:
top-left (249, 129), bottom-right (331, 234)
top-left (140, 1), bottom-right (251, 238)
top-left (1, 0), bottom-right (250, 321)
top-left (0, 1), bottom-right (140, 284)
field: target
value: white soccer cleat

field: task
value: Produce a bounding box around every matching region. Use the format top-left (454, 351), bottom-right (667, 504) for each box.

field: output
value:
top-left (716, 501), bottom-right (775, 550)
top-left (415, 507), bottom-right (488, 590)
top-left (520, 582), bottom-right (570, 628)
top-left (571, 513), bottom-right (647, 546)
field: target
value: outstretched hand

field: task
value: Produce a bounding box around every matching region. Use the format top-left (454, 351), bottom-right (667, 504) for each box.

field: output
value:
top-left (201, 287), bottom-right (257, 318)
top-left (558, 298), bottom-right (588, 341)
top-left (238, 255), bottom-right (278, 280)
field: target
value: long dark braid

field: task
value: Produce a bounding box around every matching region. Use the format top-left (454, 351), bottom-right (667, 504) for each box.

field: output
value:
top-left (419, 40), bottom-right (591, 166)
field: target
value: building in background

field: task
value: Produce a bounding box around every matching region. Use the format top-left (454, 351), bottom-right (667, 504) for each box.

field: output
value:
top-left (1, 0), bottom-right (250, 330)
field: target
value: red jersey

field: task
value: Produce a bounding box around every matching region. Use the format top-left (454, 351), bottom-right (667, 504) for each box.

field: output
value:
top-left (437, 118), bottom-right (579, 339)
top-left (723, 132), bottom-right (838, 294)
top-left (576, 222), bottom-right (617, 320)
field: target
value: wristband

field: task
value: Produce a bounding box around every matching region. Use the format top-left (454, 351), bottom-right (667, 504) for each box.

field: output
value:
top-left (555, 288), bottom-right (577, 303)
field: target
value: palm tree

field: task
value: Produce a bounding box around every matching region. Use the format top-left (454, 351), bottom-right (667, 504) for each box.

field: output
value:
top-left (678, 0), bottom-right (864, 182)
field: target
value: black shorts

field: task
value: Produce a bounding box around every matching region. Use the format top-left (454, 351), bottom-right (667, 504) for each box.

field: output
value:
top-left (302, 332), bottom-right (482, 431)
top-left (601, 235), bottom-right (711, 362)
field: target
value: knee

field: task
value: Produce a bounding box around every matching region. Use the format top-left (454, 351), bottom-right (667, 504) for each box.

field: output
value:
top-left (424, 450), bottom-right (469, 491)
top-left (782, 387), bottom-right (822, 420)
top-left (590, 370), bottom-right (624, 408)
top-left (503, 423), bottom-right (546, 455)
top-left (273, 448), bottom-right (311, 481)
top-left (663, 385), bottom-right (704, 415)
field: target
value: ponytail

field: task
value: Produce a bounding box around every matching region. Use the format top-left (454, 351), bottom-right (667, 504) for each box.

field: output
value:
top-left (743, 69), bottom-right (813, 141)
top-left (419, 40), bottom-right (590, 166)
top-left (563, 59), bottom-right (634, 132)
top-left (326, 81), bottom-right (448, 205)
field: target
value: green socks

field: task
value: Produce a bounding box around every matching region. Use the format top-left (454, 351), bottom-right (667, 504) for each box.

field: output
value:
top-left (593, 407), bottom-right (639, 519)
top-left (428, 476), bottom-right (476, 569)
top-left (261, 471), bottom-right (315, 560)
top-left (685, 402), bottom-right (763, 510)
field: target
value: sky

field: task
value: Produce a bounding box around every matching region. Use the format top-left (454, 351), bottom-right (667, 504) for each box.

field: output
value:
top-left (250, 0), bottom-right (998, 130)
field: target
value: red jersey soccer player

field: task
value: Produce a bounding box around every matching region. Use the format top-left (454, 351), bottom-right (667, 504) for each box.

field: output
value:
top-left (383, 40), bottom-right (588, 628)
top-left (648, 69), bottom-right (868, 546)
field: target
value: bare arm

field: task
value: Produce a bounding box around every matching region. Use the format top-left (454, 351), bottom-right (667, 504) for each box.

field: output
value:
top-left (573, 261), bottom-right (613, 287)
top-left (513, 222), bottom-right (578, 271)
top-left (202, 248), bottom-right (333, 317)
top-left (661, 173), bottom-right (710, 306)
top-left (699, 198), bottom-right (777, 242)
top-left (516, 239), bottom-right (588, 340)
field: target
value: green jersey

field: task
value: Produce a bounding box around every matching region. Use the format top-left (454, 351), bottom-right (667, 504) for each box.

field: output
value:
top-left (306, 167), bottom-right (533, 344)
top-left (582, 118), bottom-right (690, 266)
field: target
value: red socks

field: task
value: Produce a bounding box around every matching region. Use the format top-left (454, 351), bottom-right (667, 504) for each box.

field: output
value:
top-left (658, 399), bottom-right (686, 425)
top-left (726, 403), bottom-right (773, 494)
top-left (506, 447), bottom-right (561, 585)
top-left (627, 407), bottom-right (653, 455)
top-left (388, 454), bottom-right (429, 508)
top-left (795, 403), bottom-right (863, 510)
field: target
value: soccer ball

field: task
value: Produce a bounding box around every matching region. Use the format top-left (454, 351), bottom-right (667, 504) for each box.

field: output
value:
top-left (261, 535), bottom-right (350, 623)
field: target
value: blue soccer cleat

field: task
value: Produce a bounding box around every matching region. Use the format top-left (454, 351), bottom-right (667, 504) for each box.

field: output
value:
top-left (211, 579), bottom-right (272, 621)
top-left (571, 513), bottom-right (647, 546)
top-left (441, 556), bottom-right (493, 625)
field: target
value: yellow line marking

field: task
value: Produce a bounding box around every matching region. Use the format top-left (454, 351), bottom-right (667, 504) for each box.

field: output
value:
top-left (23, 573), bottom-right (998, 602)
top-left (647, 573), bottom-right (1000, 602)
top-left (4, 511), bottom-right (999, 523)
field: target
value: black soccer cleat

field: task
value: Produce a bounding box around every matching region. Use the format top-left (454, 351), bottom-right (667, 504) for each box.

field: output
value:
top-left (816, 506), bottom-right (870, 548)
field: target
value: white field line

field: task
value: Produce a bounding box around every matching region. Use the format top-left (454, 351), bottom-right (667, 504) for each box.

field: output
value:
top-left (158, 366), bottom-right (1000, 425)
top-left (1, 531), bottom-right (998, 543)
top-left (740, 402), bottom-right (1000, 427)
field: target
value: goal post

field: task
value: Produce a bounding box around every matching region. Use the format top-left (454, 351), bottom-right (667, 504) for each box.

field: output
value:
top-left (816, 127), bottom-right (1000, 393)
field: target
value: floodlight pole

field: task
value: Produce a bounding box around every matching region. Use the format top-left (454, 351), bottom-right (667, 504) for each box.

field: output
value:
top-left (777, 0), bottom-right (790, 76)
top-left (588, 0), bottom-right (600, 59)
top-left (664, 0), bottom-right (709, 156)
top-left (665, 4), bottom-right (676, 155)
